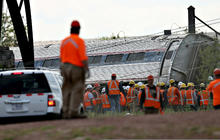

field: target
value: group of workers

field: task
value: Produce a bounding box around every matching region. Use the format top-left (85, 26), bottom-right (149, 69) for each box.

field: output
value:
top-left (83, 68), bottom-right (220, 114)
top-left (60, 19), bottom-right (220, 118)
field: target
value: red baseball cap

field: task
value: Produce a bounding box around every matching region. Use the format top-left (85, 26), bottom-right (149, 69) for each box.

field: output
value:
top-left (147, 75), bottom-right (154, 80)
top-left (71, 20), bottom-right (80, 27)
top-left (112, 73), bottom-right (116, 77)
top-left (214, 68), bottom-right (220, 75)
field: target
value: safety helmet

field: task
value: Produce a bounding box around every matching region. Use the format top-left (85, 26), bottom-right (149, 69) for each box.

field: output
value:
top-left (101, 88), bottom-right (106, 93)
top-left (137, 82), bottom-right (143, 87)
top-left (160, 82), bottom-right (165, 87)
top-left (178, 81), bottom-right (183, 87)
top-left (71, 20), bottom-right (80, 27)
top-left (147, 75), bottom-right (154, 80)
top-left (112, 73), bottom-right (116, 77)
top-left (129, 80), bottom-right (135, 85)
top-left (180, 83), bottom-right (186, 88)
top-left (135, 84), bottom-right (139, 88)
top-left (200, 83), bottom-right (205, 88)
top-left (187, 82), bottom-right (192, 87)
top-left (126, 86), bottom-right (130, 90)
top-left (86, 84), bottom-right (93, 89)
top-left (94, 83), bottom-right (100, 88)
top-left (140, 84), bottom-right (146, 89)
top-left (169, 79), bottom-right (175, 84)
top-left (214, 68), bottom-right (220, 76)
top-left (191, 82), bottom-right (195, 87)
top-left (156, 82), bottom-right (160, 86)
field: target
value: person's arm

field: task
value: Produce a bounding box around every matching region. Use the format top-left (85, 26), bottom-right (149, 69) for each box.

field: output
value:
top-left (119, 82), bottom-right (126, 97)
top-left (88, 93), bottom-right (94, 106)
top-left (140, 89), bottom-right (145, 109)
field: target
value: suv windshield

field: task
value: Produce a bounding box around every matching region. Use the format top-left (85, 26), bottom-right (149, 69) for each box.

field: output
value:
top-left (0, 73), bottom-right (51, 94)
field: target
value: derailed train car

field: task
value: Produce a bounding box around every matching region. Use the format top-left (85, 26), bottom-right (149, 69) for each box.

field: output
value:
top-left (11, 33), bottom-right (217, 85)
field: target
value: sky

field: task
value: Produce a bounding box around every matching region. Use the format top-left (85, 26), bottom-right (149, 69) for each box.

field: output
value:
top-left (17, 0), bottom-right (220, 41)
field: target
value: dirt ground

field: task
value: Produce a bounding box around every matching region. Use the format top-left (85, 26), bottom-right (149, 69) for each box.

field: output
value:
top-left (0, 110), bottom-right (220, 140)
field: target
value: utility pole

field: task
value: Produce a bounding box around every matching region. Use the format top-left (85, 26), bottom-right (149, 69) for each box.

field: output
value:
top-left (188, 6), bottom-right (195, 34)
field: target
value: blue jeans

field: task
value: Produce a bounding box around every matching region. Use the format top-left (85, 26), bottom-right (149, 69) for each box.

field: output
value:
top-left (109, 95), bottom-right (121, 112)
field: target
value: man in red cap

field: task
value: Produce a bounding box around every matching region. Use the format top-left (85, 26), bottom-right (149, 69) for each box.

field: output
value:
top-left (140, 75), bottom-right (164, 114)
top-left (60, 20), bottom-right (89, 119)
top-left (106, 73), bottom-right (124, 112)
top-left (207, 68), bottom-right (220, 110)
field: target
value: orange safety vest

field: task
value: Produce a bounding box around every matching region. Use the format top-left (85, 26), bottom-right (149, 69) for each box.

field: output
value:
top-left (60, 34), bottom-right (88, 67)
top-left (120, 92), bottom-right (126, 106)
top-left (84, 91), bottom-right (95, 108)
top-left (107, 80), bottom-right (120, 95)
top-left (144, 87), bottom-right (161, 109)
top-left (160, 89), bottom-right (165, 100)
top-left (198, 90), bottom-right (209, 106)
top-left (167, 87), bottom-right (180, 105)
top-left (185, 89), bottom-right (195, 105)
top-left (127, 87), bottom-right (136, 103)
top-left (179, 89), bottom-right (186, 105)
top-left (101, 94), bottom-right (111, 109)
top-left (92, 90), bottom-right (102, 104)
top-left (207, 79), bottom-right (220, 106)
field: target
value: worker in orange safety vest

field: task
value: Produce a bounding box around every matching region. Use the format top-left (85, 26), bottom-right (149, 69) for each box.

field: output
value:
top-left (126, 80), bottom-right (137, 113)
top-left (100, 88), bottom-right (111, 113)
top-left (185, 82), bottom-right (198, 111)
top-left (207, 68), bottom-right (220, 110)
top-left (92, 83), bottom-right (102, 113)
top-left (198, 83), bottom-right (209, 110)
top-left (83, 85), bottom-right (96, 112)
top-left (106, 73), bottom-right (124, 112)
top-left (140, 75), bottom-right (164, 114)
top-left (167, 79), bottom-right (180, 112)
top-left (120, 92), bottom-right (126, 112)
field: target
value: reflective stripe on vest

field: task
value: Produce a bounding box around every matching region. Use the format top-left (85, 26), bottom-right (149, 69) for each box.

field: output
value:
top-left (185, 90), bottom-right (195, 105)
top-left (103, 94), bottom-right (109, 105)
top-left (168, 87), bottom-right (177, 99)
top-left (62, 38), bottom-right (79, 48)
top-left (213, 82), bottom-right (220, 89)
top-left (145, 87), bottom-right (160, 101)
top-left (180, 90), bottom-right (186, 105)
top-left (200, 90), bottom-right (209, 104)
top-left (109, 80), bottom-right (119, 91)
top-left (127, 88), bottom-right (136, 99)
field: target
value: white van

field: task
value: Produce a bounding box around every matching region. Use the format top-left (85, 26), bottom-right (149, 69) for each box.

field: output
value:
top-left (0, 69), bottom-right (63, 118)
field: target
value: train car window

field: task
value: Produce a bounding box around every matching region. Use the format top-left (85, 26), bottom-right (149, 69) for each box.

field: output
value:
top-left (53, 59), bottom-right (60, 68)
top-left (165, 51), bottom-right (173, 60)
top-left (35, 60), bottom-right (43, 67)
top-left (127, 52), bottom-right (145, 62)
top-left (145, 51), bottom-right (164, 62)
top-left (88, 56), bottom-right (94, 64)
top-left (17, 61), bottom-right (24, 68)
top-left (43, 60), bottom-right (53, 67)
top-left (88, 56), bottom-right (102, 64)
top-left (105, 54), bottom-right (123, 63)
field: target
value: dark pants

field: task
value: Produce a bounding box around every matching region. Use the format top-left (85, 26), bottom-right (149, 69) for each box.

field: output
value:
top-left (144, 107), bottom-right (159, 114)
top-left (61, 63), bottom-right (85, 118)
top-left (214, 105), bottom-right (220, 110)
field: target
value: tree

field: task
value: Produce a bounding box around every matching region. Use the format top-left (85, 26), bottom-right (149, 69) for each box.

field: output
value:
top-left (196, 41), bottom-right (220, 84)
top-left (0, 12), bottom-right (18, 47)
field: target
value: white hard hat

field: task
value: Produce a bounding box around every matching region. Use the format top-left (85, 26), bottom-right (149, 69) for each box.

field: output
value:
top-left (86, 84), bottom-right (93, 89)
top-left (137, 82), bottom-right (143, 87)
top-left (123, 86), bottom-right (126, 89)
top-left (178, 81), bottom-right (183, 87)
top-left (101, 88), bottom-right (106, 93)
top-left (126, 86), bottom-right (130, 90)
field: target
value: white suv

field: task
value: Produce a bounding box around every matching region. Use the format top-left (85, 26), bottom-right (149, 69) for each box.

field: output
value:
top-left (0, 69), bottom-right (63, 118)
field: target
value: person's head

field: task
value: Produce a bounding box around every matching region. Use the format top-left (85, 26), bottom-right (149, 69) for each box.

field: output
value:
top-left (111, 73), bottom-right (116, 80)
top-left (101, 88), bottom-right (106, 94)
top-left (169, 79), bottom-right (175, 87)
top-left (86, 84), bottom-right (93, 91)
top-left (70, 20), bottom-right (81, 35)
top-left (200, 83), bottom-right (206, 90)
top-left (160, 82), bottom-right (166, 89)
top-left (147, 75), bottom-right (154, 86)
top-left (129, 80), bottom-right (135, 87)
top-left (214, 68), bottom-right (220, 79)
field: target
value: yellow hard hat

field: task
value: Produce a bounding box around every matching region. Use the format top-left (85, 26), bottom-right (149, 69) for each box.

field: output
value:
top-left (180, 83), bottom-right (186, 88)
top-left (191, 82), bottom-right (195, 87)
top-left (135, 84), bottom-right (139, 88)
top-left (129, 80), bottom-right (135, 85)
top-left (169, 79), bottom-right (175, 84)
top-left (187, 82), bottom-right (192, 87)
top-left (200, 83), bottom-right (205, 87)
top-left (156, 82), bottom-right (160, 86)
top-left (140, 84), bottom-right (146, 89)
top-left (160, 82), bottom-right (165, 87)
